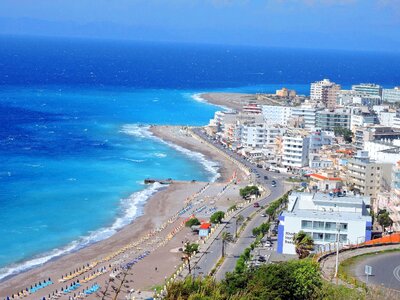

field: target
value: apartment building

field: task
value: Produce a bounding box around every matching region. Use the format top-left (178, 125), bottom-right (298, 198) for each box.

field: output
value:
top-left (346, 151), bottom-right (385, 201)
top-left (282, 134), bottom-right (310, 169)
top-left (311, 79), bottom-right (341, 109)
top-left (354, 125), bottom-right (400, 150)
top-left (240, 123), bottom-right (284, 149)
top-left (337, 90), bottom-right (381, 107)
top-left (262, 105), bottom-right (292, 126)
top-left (382, 87), bottom-right (400, 103)
top-left (350, 107), bottom-right (376, 132)
top-left (291, 104), bottom-right (318, 129)
top-left (316, 108), bottom-right (351, 131)
top-left (352, 83), bottom-right (382, 98)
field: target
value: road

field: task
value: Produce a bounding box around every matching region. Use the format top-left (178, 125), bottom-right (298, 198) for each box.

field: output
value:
top-left (352, 250), bottom-right (400, 291)
top-left (191, 128), bottom-right (289, 279)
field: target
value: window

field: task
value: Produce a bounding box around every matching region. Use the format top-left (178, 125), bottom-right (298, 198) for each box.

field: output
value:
top-left (313, 232), bottom-right (324, 241)
top-left (325, 222), bottom-right (336, 230)
top-left (325, 233), bottom-right (336, 242)
top-left (339, 234), bottom-right (348, 243)
top-left (313, 221), bottom-right (324, 230)
top-left (301, 220), bottom-right (313, 229)
top-left (339, 223), bottom-right (348, 231)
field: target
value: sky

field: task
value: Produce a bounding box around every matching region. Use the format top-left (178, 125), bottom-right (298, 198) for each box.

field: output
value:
top-left (0, 0), bottom-right (400, 51)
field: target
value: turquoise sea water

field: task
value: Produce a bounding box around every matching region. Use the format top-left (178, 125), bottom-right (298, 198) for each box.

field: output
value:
top-left (0, 87), bottom-right (225, 279)
top-left (2, 35), bottom-right (400, 280)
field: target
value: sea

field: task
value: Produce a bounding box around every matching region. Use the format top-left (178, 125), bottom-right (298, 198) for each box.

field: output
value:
top-left (1, 35), bottom-right (400, 280)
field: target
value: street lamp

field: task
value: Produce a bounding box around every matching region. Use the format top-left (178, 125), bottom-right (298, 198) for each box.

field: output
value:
top-left (334, 223), bottom-right (341, 282)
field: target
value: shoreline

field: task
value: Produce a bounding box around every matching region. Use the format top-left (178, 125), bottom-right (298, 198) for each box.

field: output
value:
top-left (0, 124), bottom-right (248, 298)
top-left (199, 92), bottom-right (256, 112)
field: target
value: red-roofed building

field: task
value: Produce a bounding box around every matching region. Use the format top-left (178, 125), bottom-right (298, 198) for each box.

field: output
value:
top-left (199, 223), bottom-right (212, 237)
top-left (309, 173), bottom-right (343, 191)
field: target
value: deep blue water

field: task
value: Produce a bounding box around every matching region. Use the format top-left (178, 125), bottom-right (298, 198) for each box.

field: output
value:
top-left (1, 35), bottom-right (400, 279)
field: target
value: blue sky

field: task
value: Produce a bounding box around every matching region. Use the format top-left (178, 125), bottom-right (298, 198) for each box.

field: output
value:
top-left (0, 0), bottom-right (399, 51)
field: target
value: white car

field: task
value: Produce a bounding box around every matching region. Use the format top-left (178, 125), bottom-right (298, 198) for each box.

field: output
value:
top-left (264, 241), bottom-right (272, 247)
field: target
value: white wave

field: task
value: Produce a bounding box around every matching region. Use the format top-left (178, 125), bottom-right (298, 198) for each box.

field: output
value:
top-left (0, 183), bottom-right (163, 281)
top-left (121, 124), bottom-right (220, 182)
top-left (120, 124), bottom-right (153, 139)
top-left (121, 158), bottom-right (145, 163)
top-left (191, 93), bottom-right (208, 104)
top-left (154, 152), bottom-right (167, 158)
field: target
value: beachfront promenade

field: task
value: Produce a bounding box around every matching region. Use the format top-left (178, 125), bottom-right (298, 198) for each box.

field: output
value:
top-left (179, 128), bottom-right (290, 281)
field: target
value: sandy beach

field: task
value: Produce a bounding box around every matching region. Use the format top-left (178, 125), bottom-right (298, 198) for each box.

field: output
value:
top-left (199, 92), bottom-right (282, 111)
top-left (199, 92), bottom-right (255, 112)
top-left (1, 125), bottom-right (250, 299)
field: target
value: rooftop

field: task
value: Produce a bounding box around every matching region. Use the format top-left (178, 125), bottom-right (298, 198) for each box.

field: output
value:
top-left (284, 192), bottom-right (371, 221)
top-left (310, 173), bottom-right (342, 181)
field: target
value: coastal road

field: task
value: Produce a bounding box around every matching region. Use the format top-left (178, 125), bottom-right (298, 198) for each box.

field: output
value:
top-left (192, 182), bottom-right (285, 279)
top-left (191, 127), bottom-right (289, 279)
top-left (352, 251), bottom-right (400, 291)
top-left (214, 182), bottom-right (286, 280)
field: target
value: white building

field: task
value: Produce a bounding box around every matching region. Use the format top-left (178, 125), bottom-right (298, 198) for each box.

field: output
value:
top-left (352, 83), bottom-right (382, 98)
top-left (316, 108), bottom-right (352, 131)
top-left (350, 107), bottom-right (376, 131)
top-left (382, 87), bottom-right (400, 103)
top-left (291, 104), bottom-right (318, 129)
top-left (364, 140), bottom-right (400, 164)
top-left (282, 135), bottom-right (310, 169)
top-left (309, 130), bottom-right (334, 152)
top-left (337, 90), bottom-right (381, 106)
top-left (262, 105), bottom-right (292, 126)
top-left (311, 79), bottom-right (341, 109)
top-left (240, 123), bottom-right (285, 149)
top-left (378, 110), bottom-right (396, 127)
top-left (277, 192), bottom-right (372, 254)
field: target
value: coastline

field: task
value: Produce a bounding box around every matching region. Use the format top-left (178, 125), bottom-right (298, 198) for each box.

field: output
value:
top-left (199, 92), bottom-right (256, 112)
top-left (0, 124), bottom-right (249, 298)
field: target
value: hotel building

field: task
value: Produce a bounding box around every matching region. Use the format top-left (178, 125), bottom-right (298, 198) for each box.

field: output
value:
top-left (277, 192), bottom-right (372, 254)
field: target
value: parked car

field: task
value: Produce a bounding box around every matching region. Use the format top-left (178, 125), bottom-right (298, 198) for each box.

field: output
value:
top-left (264, 241), bottom-right (272, 247)
top-left (253, 202), bottom-right (260, 208)
top-left (264, 175), bottom-right (269, 180)
top-left (258, 256), bottom-right (266, 262)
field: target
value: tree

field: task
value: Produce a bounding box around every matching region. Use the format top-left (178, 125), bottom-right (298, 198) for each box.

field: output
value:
top-left (293, 230), bottom-right (314, 259)
top-left (221, 231), bottom-right (233, 258)
top-left (185, 217), bottom-right (201, 228)
top-left (239, 185), bottom-right (260, 199)
top-left (210, 211), bottom-right (225, 224)
top-left (235, 214), bottom-right (245, 238)
top-left (183, 243), bottom-right (199, 274)
top-left (334, 126), bottom-right (353, 143)
top-left (377, 209), bottom-right (393, 229)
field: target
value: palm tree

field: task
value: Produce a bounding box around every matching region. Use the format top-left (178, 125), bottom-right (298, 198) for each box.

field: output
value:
top-left (235, 214), bottom-right (245, 238)
top-left (293, 230), bottom-right (314, 259)
top-left (221, 231), bottom-right (233, 258)
top-left (183, 242), bottom-right (199, 274)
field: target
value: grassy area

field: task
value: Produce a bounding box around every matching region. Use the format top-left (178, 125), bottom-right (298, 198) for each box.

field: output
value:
top-left (338, 248), bottom-right (400, 289)
top-left (209, 256), bottom-right (225, 276)
top-left (148, 284), bottom-right (164, 293)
